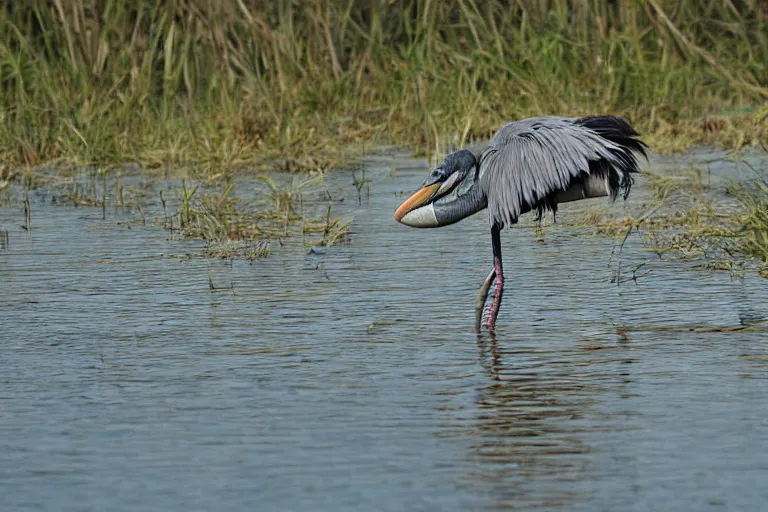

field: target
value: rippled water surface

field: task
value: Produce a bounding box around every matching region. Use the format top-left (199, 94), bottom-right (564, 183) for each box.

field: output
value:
top-left (2, 150), bottom-right (768, 511)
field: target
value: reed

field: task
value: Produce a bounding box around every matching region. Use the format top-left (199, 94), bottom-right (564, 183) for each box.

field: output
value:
top-left (1, 0), bottom-right (766, 170)
top-left (732, 173), bottom-right (768, 271)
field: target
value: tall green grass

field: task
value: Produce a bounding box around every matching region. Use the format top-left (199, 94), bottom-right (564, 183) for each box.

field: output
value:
top-left (734, 176), bottom-right (768, 271)
top-left (1, 0), bottom-right (767, 170)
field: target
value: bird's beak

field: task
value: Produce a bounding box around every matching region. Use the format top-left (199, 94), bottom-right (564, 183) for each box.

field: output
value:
top-left (394, 183), bottom-right (441, 222)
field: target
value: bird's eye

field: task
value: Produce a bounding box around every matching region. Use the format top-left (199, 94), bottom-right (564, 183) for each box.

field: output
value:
top-left (433, 168), bottom-right (448, 180)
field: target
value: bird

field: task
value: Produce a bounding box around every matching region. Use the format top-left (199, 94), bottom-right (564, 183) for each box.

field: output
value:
top-left (394, 116), bottom-right (648, 331)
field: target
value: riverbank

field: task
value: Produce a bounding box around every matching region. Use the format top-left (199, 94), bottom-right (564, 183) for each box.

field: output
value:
top-left (1, 1), bottom-right (766, 172)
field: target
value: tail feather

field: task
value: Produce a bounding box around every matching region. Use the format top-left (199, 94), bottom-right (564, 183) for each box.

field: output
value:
top-left (535, 116), bottom-right (647, 221)
top-left (575, 115), bottom-right (648, 200)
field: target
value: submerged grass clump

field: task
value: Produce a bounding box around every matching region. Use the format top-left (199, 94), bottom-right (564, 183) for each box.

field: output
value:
top-left (5, 166), bottom-right (349, 259)
top-left (1, 1), bottom-right (767, 172)
top-left (303, 204), bottom-right (353, 248)
top-left (732, 180), bottom-right (768, 272)
top-left (206, 240), bottom-right (270, 260)
top-left (166, 176), bottom-right (350, 258)
top-left (571, 158), bottom-right (768, 277)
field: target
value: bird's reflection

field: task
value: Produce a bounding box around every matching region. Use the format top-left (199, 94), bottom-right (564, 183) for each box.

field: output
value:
top-left (457, 331), bottom-right (632, 509)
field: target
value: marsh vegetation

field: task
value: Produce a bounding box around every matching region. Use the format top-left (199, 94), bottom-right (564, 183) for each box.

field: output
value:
top-left (0, 1), bottom-right (766, 266)
top-left (0, 165), bottom-right (350, 259)
top-left (1, 0), bottom-right (767, 169)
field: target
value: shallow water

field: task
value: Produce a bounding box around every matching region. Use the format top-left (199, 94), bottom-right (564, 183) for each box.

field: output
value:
top-left (1, 150), bottom-right (768, 511)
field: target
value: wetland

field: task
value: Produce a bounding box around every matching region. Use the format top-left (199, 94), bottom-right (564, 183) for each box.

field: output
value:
top-left (2, 149), bottom-right (768, 511)
top-left (2, 1), bottom-right (768, 510)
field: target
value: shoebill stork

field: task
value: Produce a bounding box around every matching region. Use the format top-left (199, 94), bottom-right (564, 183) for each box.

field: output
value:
top-left (394, 116), bottom-right (647, 331)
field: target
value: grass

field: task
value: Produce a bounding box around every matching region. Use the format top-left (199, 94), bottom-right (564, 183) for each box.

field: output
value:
top-left (164, 173), bottom-right (350, 256)
top-left (568, 158), bottom-right (768, 277)
top-left (3, 165), bottom-right (350, 258)
top-left (1, 1), bottom-right (767, 265)
top-left (732, 179), bottom-right (768, 273)
top-left (205, 239), bottom-right (270, 260)
top-left (0, 1), bottom-right (767, 172)
top-left (159, 174), bottom-right (350, 256)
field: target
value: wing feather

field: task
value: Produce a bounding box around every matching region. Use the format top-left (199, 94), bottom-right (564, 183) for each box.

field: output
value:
top-left (478, 116), bottom-right (646, 227)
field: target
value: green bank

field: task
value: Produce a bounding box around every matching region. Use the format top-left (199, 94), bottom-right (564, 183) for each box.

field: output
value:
top-left (1, 0), bottom-right (766, 170)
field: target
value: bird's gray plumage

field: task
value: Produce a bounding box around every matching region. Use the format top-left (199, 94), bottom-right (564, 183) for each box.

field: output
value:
top-left (394, 114), bottom-right (648, 330)
top-left (477, 116), bottom-right (646, 228)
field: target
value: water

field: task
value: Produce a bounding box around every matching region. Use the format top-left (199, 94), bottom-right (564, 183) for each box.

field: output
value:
top-left (1, 150), bottom-right (767, 511)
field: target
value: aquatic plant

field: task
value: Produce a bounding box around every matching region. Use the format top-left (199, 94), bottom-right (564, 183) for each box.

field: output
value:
top-left (732, 173), bottom-right (768, 272)
top-left (166, 176), bottom-right (350, 257)
top-left (0, 0), bottom-right (766, 171)
top-left (569, 159), bottom-right (768, 277)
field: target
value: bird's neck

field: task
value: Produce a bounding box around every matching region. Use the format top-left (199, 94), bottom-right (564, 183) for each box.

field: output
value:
top-left (433, 177), bottom-right (487, 226)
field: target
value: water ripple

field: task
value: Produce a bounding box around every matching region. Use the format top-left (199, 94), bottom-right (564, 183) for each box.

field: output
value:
top-left (1, 151), bottom-right (768, 511)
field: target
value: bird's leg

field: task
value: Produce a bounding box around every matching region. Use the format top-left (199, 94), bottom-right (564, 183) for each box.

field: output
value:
top-left (534, 208), bottom-right (544, 238)
top-left (483, 225), bottom-right (504, 331)
top-left (474, 268), bottom-right (496, 331)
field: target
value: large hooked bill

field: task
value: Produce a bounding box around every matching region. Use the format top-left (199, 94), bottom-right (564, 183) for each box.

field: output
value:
top-left (393, 183), bottom-right (441, 227)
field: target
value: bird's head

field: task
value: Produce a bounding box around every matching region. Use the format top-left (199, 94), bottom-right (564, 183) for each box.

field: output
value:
top-left (394, 149), bottom-right (480, 227)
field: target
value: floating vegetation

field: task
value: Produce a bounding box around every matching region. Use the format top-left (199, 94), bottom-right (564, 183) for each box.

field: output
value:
top-left (642, 168), bottom-right (707, 201)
